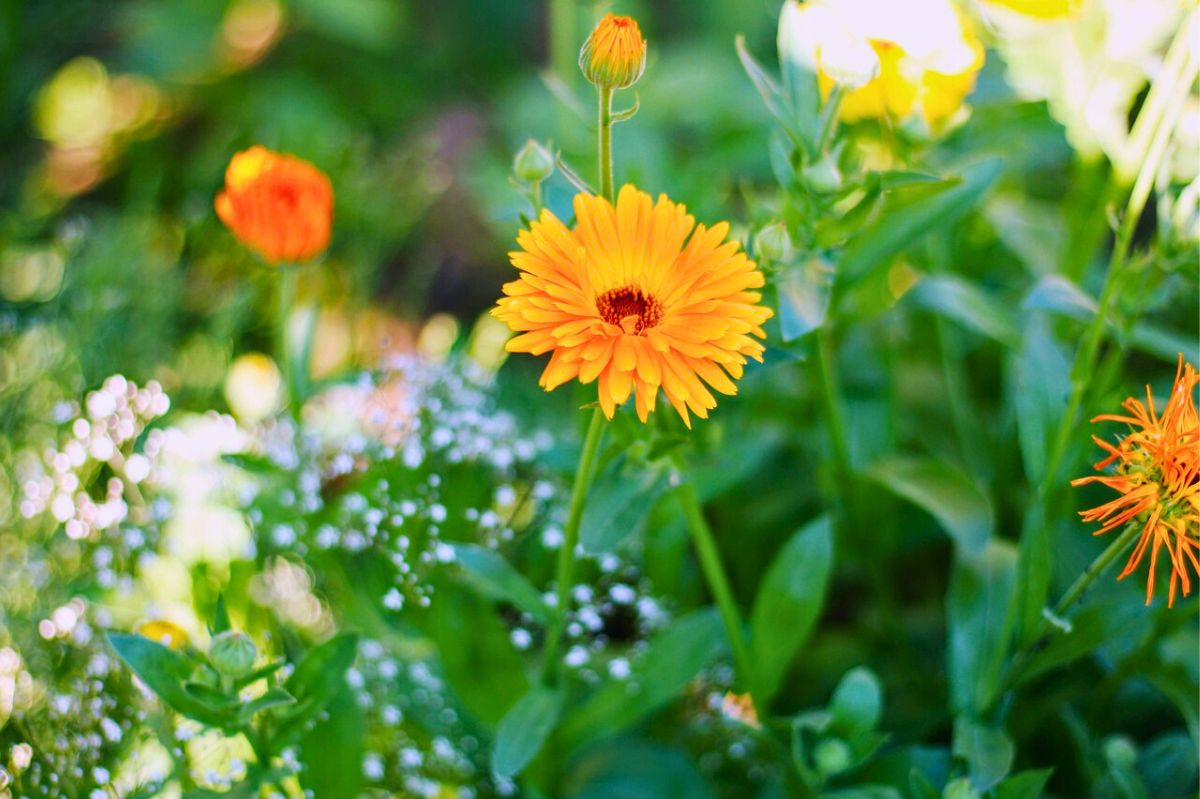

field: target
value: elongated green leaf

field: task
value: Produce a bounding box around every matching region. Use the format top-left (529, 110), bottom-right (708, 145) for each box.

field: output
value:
top-left (995, 768), bottom-right (1053, 799)
top-left (211, 594), bottom-right (231, 635)
top-left (579, 457), bottom-right (671, 554)
top-left (299, 686), bottom-right (365, 799)
top-left (736, 35), bottom-right (798, 144)
top-left (559, 609), bottom-right (726, 751)
top-left (867, 457), bottom-right (992, 554)
top-left (947, 541), bottom-right (1017, 714)
top-left (837, 159), bottom-right (1002, 293)
top-left (108, 632), bottom-right (234, 727)
top-left (1013, 318), bottom-right (1070, 487)
top-left (952, 718), bottom-right (1014, 792)
top-left (492, 685), bottom-right (563, 779)
top-left (451, 543), bottom-right (551, 625)
top-left (275, 633), bottom-right (359, 744)
top-left (907, 275), bottom-right (1020, 348)
top-left (569, 741), bottom-right (717, 799)
top-left (751, 516), bottom-right (833, 702)
top-left (236, 686), bottom-right (295, 724)
top-left (1023, 275), bottom-right (1096, 319)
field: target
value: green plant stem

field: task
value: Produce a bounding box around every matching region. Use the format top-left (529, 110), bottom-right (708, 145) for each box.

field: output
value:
top-left (992, 520), bottom-right (1143, 710)
top-left (549, 0), bottom-right (575, 87)
top-left (813, 327), bottom-right (852, 489)
top-left (670, 450), bottom-right (758, 714)
top-left (598, 86), bottom-right (614, 201)
top-left (541, 407), bottom-right (606, 683)
top-left (276, 265), bottom-right (297, 417)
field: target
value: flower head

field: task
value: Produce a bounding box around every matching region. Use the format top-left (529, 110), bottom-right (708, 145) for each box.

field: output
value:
top-left (1071, 357), bottom-right (1200, 606)
top-left (135, 619), bottom-right (189, 650)
top-left (982, 0), bottom-right (1083, 19)
top-left (493, 186), bottom-right (773, 427)
top-left (784, 0), bottom-right (984, 128)
top-left (579, 13), bottom-right (647, 90)
top-left (215, 145), bottom-right (333, 263)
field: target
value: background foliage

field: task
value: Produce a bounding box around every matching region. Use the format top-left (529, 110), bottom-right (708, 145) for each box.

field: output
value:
top-left (0, 1), bottom-right (1196, 798)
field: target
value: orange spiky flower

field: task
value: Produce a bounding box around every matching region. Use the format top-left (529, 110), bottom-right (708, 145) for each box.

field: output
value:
top-left (493, 186), bottom-right (772, 427)
top-left (1071, 356), bottom-right (1200, 606)
top-left (579, 13), bottom-right (647, 90)
top-left (215, 145), bottom-right (333, 264)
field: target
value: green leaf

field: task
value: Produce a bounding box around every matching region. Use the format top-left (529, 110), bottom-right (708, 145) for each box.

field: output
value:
top-left (867, 457), bottom-right (992, 555)
top-left (275, 633), bottom-right (359, 744)
top-left (750, 516), bottom-right (833, 702)
top-left (777, 257), bottom-right (834, 341)
top-left (1012, 318), bottom-right (1070, 488)
top-left (491, 685), bottom-right (563, 779)
top-left (559, 609), bottom-right (726, 752)
top-left (233, 659), bottom-right (286, 690)
top-left (183, 681), bottom-right (237, 708)
top-left (828, 667), bottom-right (883, 735)
top-left (299, 685), bottom-right (365, 799)
top-left (579, 457), bottom-right (671, 554)
top-left (450, 543), bottom-right (551, 625)
top-left (836, 159), bottom-right (1002, 295)
top-left (907, 275), bottom-right (1020, 348)
top-left (211, 594), bottom-right (231, 636)
top-left (995, 768), bottom-right (1053, 799)
top-left (236, 687), bottom-right (295, 724)
top-left (108, 632), bottom-right (234, 727)
top-left (568, 741), bottom-right (716, 799)
top-left (1138, 732), bottom-right (1198, 798)
top-left (947, 541), bottom-right (1017, 714)
top-left (952, 718), bottom-right (1014, 792)
top-left (736, 35), bottom-right (799, 146)
top-left (1019, 597), bottom-right (1142, 684)
top-left (1023, 275), bottom-right (1096, 320)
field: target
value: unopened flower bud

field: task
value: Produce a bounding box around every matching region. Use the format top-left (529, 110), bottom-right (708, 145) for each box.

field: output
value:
top-left (802, 152), bottom-right (842, 194)
top-left (813, 737), bottom-right (852, 776)
top-left (513, 139), bottom-right (555, 184)
top-left (579, 14), bottom-right (646, 90)
top-left (209, 631), bottom-right (257, 678)
top-left (754, 222), bottom-right (793, 264)
top-left (1104, 736), bottom-right (1138, 770)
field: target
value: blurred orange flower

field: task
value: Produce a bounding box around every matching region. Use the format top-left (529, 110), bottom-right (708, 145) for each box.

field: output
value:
top-left (493, 186), bottom-right (772, 427)
top-left (579, 13), bottom-right (647, 89)
top-left (215, 145), bottom-right (333, 264)
top-left (136, 619), bottom-right (189, 650)
top-left (1071, 357), bottom-right (1200, 606)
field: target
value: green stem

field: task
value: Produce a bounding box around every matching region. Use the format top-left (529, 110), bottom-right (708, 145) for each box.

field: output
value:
top-left (276, 265), bottom-right (297, 417)
top-left (671, 450), bottom-right (758, 714)
top-left (549, 0), bottom-right (576, 87)
top-left (992, 521), bottom-right (1144, 710)
top-left (598, 86), bottom-right (614, 201)
top-left (813, 327), bottom-right (851, 487)
top-left (541, 408), bottom-right (606, 683)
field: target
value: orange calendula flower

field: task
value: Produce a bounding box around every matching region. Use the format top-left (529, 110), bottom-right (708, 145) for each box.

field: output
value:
top-left (982, 0), bottom-right (1083, 19)
top-left (493, 185), bottom-right (772, 427)
top-left (579, 13), bottom-right (647, 90)
top-left (215, 145), bottom-right (333, 264)
top-left (1071, 357), bottom-right (1200, 607)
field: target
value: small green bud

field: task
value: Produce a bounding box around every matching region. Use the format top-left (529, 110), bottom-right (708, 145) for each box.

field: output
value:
top-left (9, 744), bottom-right (32, 774)
top-left (513, 139), bottom-right (554, 184)
top-left (1103, 736), bottom-right (1138, 770)
top-left (753, 222), bottom-right (793, 264)
top-left (813, 737), bottom-right (853, 777)
top-left (802, 152), bottom-right (842, 194)
top-left (209, 631), bottom-right (257, 678)
top-left (941, 777), bottom-right (980, 799)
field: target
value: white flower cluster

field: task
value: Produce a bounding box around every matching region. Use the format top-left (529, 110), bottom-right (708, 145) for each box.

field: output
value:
top-left (18, 375), bottom-right (169, 541)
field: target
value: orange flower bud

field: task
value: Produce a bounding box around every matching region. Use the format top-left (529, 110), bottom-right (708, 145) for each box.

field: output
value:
top-left (215, 145), bottom-right (333, 264)
top-left (579, 14), bottom-right (646, 90)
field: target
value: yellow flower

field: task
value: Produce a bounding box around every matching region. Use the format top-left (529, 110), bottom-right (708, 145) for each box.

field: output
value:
top-left (493, 186), bottom-right (773, 427)
top-left (983, 0), bottom-right (1084, 19)
top-left (136, 619), bottom-right (190, 650)
top-left (790, 0), bottom-right (985, 127)
top-left (579, 13), bottom-right (647, 90)
top-left (1071, 357), bottom-right (1200, 607)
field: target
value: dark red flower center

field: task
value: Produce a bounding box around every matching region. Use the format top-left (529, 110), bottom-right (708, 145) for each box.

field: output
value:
top-left (597, 285), bottom-right (663, 335)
